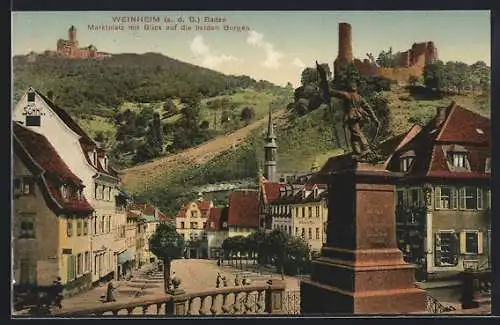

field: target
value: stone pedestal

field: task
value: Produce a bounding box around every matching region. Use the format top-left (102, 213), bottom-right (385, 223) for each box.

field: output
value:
top-left (301, 154), bottom-right (425, 314)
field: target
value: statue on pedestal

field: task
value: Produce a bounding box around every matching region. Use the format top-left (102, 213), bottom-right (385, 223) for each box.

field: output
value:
top-left (316, 61), bottom-right (383, 162)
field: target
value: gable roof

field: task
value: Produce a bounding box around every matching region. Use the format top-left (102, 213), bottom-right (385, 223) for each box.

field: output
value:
top-left (228, 190), bottom-right (259, 228)
top-left (34, 90), bottom-right (119, 179)
top-left (386, 102), bottom-right (490, 180)
top-left (261, 182), bottom-right (285, 204)
top-left (205, 207), bottom-right (229, 231)
top-left (14, 122), bottom-right (94, 215)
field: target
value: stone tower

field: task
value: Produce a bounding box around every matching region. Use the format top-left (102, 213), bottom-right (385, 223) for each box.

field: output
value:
top-left (68, 25), bottom-right (78, 46)
top-left (334, 22), bottom-right (354, 75)
top-left (263, 106), bottom-right (278, 183)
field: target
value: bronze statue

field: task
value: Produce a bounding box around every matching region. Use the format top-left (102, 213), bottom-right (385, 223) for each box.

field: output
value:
top-left (316, 61), bottom-right (380, 158)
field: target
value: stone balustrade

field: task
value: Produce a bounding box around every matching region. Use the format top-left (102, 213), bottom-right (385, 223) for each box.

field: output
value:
top-left (52, 280), bottom-right (286, 316)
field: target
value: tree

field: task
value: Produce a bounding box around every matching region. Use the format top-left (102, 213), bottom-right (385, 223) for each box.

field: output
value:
top-left (376, 47), bottom-right (398, 68)
top-left (240, 106), bottom-right (255, 123)
top-left (149, 223), bottom-right (185, 293)
top-left (268, 229), bottom-right (288, 279)
top-left (423, 60), bottom-right (445, 92)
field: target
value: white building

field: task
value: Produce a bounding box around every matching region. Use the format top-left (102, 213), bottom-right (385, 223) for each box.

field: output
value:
top-left (13, 88), bottom-right (124, 284)
top-left (175, 198), bottom-right (212, 259)
top-left (205, 207), bottom-right (229, 259)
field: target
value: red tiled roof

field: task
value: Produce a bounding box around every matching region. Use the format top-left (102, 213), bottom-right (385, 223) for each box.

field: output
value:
top-left (380, 124), bottom-right (423, 168)
top-left (228, 190), bottom-right (259, 228)
top-left (436, 104), bottom-right (490, 144)
top-left (14, 122), bottom-right (94, 214)
top-left (127, 211), bottom-right (140, 219)
top-left (197, 200), bottom-right (212, 211)
top-left (175, 200), bottom-right (212, 219)
top-left (142, 204), bottom-right (155, 215)
top-left (261, 182), bottom-right (285, 204)
top-left (35, 90), bottom-right (119, 179)
top-left (206, 207), bottom-right (224, 230)
top-left (386, 102), bottom-right (490, 180)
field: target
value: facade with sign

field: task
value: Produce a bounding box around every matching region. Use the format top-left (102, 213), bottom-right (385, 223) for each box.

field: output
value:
top-left (13, 123), bottom-right (94, 294)
top-left (13, 88), bottom-right (122, 285)
top-left (386, 102), bottom-right (491, 279)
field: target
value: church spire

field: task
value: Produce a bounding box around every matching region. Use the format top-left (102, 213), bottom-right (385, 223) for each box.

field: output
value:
top-left (263, 105), bottom-right (278, 182)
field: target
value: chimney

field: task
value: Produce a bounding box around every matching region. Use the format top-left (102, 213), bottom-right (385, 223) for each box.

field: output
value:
top-left (334, 23), bottom-right (353, 75)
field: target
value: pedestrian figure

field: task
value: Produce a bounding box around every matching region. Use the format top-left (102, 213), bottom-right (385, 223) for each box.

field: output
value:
top-left (216, 258), bottom-right (221, 267)
top-left (106, 282), bottom-right (116, 303)
top-left (222, 276), bottom-right (228, 287)
top-left (242, 276), bottom-right (248, 286)
top-left (234, 274), bottom-right (240, 286)
top-left (52, 277), bottom-right (63, 309)
top-left (216, 273), bottom-right (221, 288)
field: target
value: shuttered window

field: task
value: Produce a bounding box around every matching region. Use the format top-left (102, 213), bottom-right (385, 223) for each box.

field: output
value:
top-left (460, 231), bottom-right (483, 255)
top-left (435, 231), bottom-right (458, 267)
top-left (67, 255), bottom-right (76, 281)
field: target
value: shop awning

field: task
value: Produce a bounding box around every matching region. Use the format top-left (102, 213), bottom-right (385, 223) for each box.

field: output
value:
top-left (118, 250), bottom-right (134, 264)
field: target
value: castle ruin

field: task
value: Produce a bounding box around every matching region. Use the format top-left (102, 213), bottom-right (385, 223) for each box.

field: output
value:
top-left (44, 26), bottom-right (111, 59)
top-left (334, 22), bottom-right (438, 83)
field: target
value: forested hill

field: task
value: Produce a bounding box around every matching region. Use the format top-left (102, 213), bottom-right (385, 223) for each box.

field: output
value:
top-left (12, 52), bottom-right (278, 116)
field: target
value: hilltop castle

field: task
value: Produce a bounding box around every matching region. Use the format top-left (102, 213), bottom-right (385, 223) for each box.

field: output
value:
top-left (334, 22), bottom-right (438, 83)
top-left (43, 25), bottom-right (111, 59)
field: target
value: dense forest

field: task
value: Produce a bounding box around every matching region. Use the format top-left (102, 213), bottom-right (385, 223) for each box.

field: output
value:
top-left (12, 53), bottom-right (280, 118)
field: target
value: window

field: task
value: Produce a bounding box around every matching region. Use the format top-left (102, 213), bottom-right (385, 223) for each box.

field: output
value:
top-left (452, 153), bottom-right (467, 168)
top-left (93, 217), bottom-right (97, 234)
top-left (435, 187), bottom-right (456, 210)
top-left (94, 183), bottom-right (98, 199)
top-left (100, 216), bottom-right (105, 233)
top-left (308, 228), bottom-right (312, 239)
top-left (435, 231), bottom-right (458, 267)
top-left (459, 187), bottom-right (482, 210)
top-left (308, 207), bottom-right (312, 218)
top-left (301, 228), bottom-right (305, 238)
top-left (316, 206), bottom-right (320, 217)
top-left (180, 222), bottom-right (185, 229)
top-left (295, 227), bottom-right (299, 235)
top-left (67, 255), bottom-right (76, 281)
top-left (19, 257), bottom-right (36, 284)
top-left (93, 151), bottom-right (97, 166)
top-left (302, 207), bottom-right (305, 218)
top-left (19, 214), bottom-right (36, 239)
top-left (203, 222), bottom-right (207, 229)
top-left (460, 231), bottom-right (483, 255)
top-left (191, 222), bottom-right (198, 229)
top-left (77, 253), bottom-right (83, 275)
top-left (400, 157), bottom-right (414, 172)
top-left (94, 255), bottom-right (98, 275)
top-left (107, 216), bottom-right (111, 233)
top-left (27, 89), bottom-right (36, 102)
top-left (14, 176), bottom-right (35, 196)
top-left (76, 220), bottom-right (82, 236)
top-left (191, 211), bottom-right (196, 217)
top-left (316, 228), bottom-right (320, 240)
top-left (67, 219), bottom-right (73, 237)
top-left (83, 220), bottom-right (88, 235)
top-left (295, 208), bottom-right (299, 217)
top-left (85, 252), bottom-right (90, 273)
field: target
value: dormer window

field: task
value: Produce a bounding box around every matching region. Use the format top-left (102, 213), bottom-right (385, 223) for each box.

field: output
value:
top-left (92, 151), bottom-right (97, 166)
top-left (453, 153), bottom-right (466, 168)
top-left (103, 156), bottom-right (108, 170)
top-left (446, 144), bottom-right (469, 170)
top-left (61, 185), bottom-right (69, 200)
top-left (400, 150), bottom-right (416, 172)
top-left (313, 187), bottom-right (319, 199)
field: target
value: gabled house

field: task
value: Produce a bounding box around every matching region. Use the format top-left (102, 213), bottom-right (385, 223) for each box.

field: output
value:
top-left (259, 180), bottom-right (286, 232)
top-left (385, 102), bottom-right (491, 279)
top-left (175, 198), bottom-right (213, 259)
top-left (205, 207), bottom-right (229, 258)
top-left (227, 189), bottom-right (260, 238)
top-left (13, 88), bottom-right (123, 285)
top-left (13, 122), bottom-right (94, 294)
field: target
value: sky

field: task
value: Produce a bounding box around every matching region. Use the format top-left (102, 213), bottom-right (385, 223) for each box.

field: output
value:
top-left (12, 11), bottom-right (491, 87)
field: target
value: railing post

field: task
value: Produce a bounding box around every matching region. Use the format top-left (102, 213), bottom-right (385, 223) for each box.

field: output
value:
top-left (166, 289), bottom-right (187, 316)
top-left (265, 280), bottom-right (285, 314)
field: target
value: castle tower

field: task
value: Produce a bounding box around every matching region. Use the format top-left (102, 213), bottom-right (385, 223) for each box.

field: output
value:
top-left (68, 25), bottom-right (78, 46)
top-left (263, 106), bottom-right (278, 183)
top-left (334, 23), bottom-right (354, 76)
